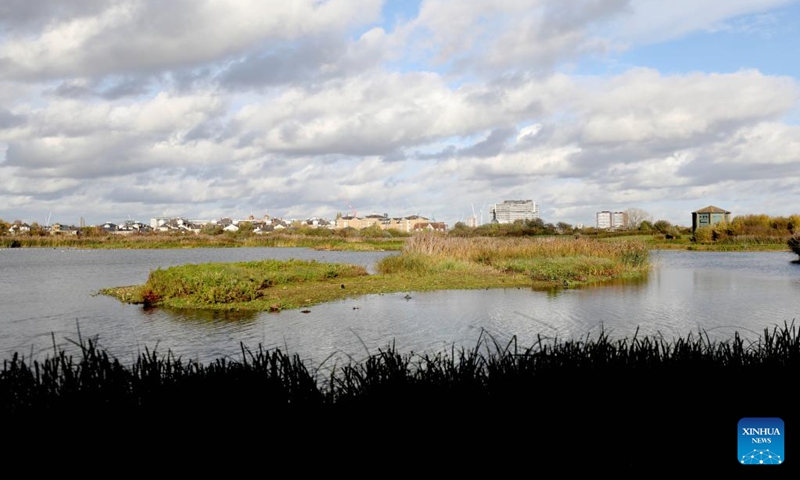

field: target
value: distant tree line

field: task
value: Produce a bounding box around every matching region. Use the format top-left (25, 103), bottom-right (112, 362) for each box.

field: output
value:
top-left (693, 214), bottom-right (800, 244)
top-left (4, 212), bottom-right (798, 245)
top-left (448, 210), bottom-right (687, 239)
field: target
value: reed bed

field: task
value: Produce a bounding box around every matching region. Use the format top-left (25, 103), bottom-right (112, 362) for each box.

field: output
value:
top-left (104, 235), bottom-right (652, 310)
top-left (379, 234), bottom-right (650, 283)
top-left (3, 322), bottom-right (796, 415)
top-left (3, 322), bottom-right (796, 470)
top-left (0, 233), bottom-right (405, 251)
top-left (401, 234), bottom-right (649, 266)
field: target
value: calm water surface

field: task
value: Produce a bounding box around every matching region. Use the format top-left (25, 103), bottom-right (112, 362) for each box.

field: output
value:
top-left (1, 247), bottom-right (799, 366)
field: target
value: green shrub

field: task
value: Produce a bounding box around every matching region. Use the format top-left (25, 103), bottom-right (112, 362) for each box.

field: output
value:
top-left (693, 226), bottom-right (713, 243)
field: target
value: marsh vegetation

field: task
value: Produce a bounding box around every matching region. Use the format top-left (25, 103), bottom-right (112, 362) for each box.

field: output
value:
top-left (102, 235), bottom-right (651, 311)
top-left (0, 232), bottom-right (405, 251)
top-left (2, 322), bottom-right (796, 469)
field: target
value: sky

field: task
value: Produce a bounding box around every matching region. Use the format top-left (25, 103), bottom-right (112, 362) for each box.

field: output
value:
top-left (1, 0), bottom-right (800, 228)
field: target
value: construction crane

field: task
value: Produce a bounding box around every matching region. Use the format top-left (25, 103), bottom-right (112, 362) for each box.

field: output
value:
top-left (470, 203), bottom-right (478, 227)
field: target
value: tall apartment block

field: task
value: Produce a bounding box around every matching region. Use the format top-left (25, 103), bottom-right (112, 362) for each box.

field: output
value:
top-left (491, 200), bottom-right (539, 224)
top-left (596, 211), bottom-right (628, 229)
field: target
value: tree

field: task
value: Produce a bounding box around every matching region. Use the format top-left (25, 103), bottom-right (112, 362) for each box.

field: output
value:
top-left (525, 218), bottom-right (545, 229)
top-left (237, 221), bottom-right (254, 234)
top-left (625, 208), bottom-right (651, 230)
top-left (556, 222), bottom-right (573, 234)
top-left (360, 224), bottom-right (385, 238)
top-left (29, 222), bottom-right (47, 236)
top-left (652, 220), bottom-right (672, 234)
top-left (201, 223), bottom-right (223, 235)
top-left (448, 222), bottom-right (473, 237)
top-left (79, 226), bottom-right (104, 237)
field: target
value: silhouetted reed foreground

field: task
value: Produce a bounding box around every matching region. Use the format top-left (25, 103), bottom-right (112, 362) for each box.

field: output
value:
top-left (3, 323), bottom-right (797, 470)
top-left (3, 323), bottom-right (797, 412)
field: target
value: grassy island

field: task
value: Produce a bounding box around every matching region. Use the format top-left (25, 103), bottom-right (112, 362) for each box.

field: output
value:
top-left (102, 235), bottom-right (650, 311)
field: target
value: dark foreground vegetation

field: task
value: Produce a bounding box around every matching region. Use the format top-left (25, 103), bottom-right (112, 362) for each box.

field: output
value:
top-left (790, 233), bottom-right (800, 258)
top-left (2, 324), bottom-right (797, 473)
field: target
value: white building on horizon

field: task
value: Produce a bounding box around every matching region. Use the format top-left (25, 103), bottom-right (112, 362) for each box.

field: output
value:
top-left (596, 211), bottom-right (628, 229)
top-left (490, 200), bottom-right (539, 224)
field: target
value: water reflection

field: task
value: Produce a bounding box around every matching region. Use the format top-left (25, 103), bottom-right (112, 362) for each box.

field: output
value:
top-left (1, 248), bottom-right (799, 365)
top-left (145, 306), bottom-right (260, 324)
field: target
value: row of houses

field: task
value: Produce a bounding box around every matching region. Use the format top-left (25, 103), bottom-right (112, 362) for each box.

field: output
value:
top-left (4, 213), bottom-right (446, 236)
top-left (5, 220), bottom-right (153, 236)
top-left (6, 223), bottom-right (86, 235)
top-left (5, 205), bottom-right (731, 235)
top-left (148, 213), bottom-right (448, 234)
top-left (149, 215), bottom-right (302, 234)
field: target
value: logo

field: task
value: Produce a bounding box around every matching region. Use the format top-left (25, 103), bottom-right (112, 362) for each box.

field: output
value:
top-left (739, 417), bottom-right (784, 465)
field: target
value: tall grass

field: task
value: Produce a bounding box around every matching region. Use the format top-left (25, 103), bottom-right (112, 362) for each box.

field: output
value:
top-left (3, 322), bottom-right (796, 470)
top-left (400, 234), bottom-right (649, 266)
top-left (3, 322), bottom-right (795, 415)
top-left (133, 259), bottom-right (368, 306)
top-left (379, 234), bottom-right (650, 283)
top-left (0, 233), bottom-right (405, 251)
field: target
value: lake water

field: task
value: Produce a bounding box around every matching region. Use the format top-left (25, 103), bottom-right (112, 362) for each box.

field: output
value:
top-left (1, 247), bottom-right (799, 367)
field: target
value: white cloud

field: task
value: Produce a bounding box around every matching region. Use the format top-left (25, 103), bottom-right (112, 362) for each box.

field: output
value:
top-left (0, 0), bottom-right (383, 80)
top-left (2, 1), bottom-right (800, 227)
top-left (575, 69), bottom-right (798, 146)
top-left (391, 0), bottom-right (628, 74)
top-left (235, 72), bottom-right (501, 155)
top-left (607, 0), bottom-right (796, 45)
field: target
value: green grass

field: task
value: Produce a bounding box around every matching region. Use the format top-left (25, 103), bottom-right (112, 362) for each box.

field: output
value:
top-left (102, 235), bottom-right (652, 310)
top-left (104, 259), bottom-right (370, 310)
top-left (0, 233), bottom-right (406, 251)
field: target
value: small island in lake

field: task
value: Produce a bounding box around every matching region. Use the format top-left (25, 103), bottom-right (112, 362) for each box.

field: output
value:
top-left (102, 235), bottom-right (651, 311)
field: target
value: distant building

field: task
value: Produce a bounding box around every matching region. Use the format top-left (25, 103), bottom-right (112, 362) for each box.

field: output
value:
top-left (334, 213), bottom-right (430, 232)
top-left (490, 200), bottom-right (538, 224)
top-left (412, 222), bottom-right (448, 232)
top-left (692, 205), bottom-right (731, 232)
top-left (8, 224), bottom-right (30, 235)
top-left (596, 211), bottom-right (628, 230)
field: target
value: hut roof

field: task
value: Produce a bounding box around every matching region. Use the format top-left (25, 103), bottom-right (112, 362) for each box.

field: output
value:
top-left (693, 205), bottom-right (730, 214)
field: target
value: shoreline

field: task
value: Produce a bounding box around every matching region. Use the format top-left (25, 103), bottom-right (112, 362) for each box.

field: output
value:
top-left (102, 236), bottom-right (652, 311)
top-left (1, 231), bottom-right (793, 253)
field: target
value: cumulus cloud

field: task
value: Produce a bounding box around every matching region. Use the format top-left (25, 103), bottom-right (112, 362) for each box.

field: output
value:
top-left (0, 0), bottom-right (382, 81)
top-left (1, 0), bottom-right (800, 226)
top-left (391, 0), bottom-right (628, 75)
top-left (234, 72), bottom-right (505, 156)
